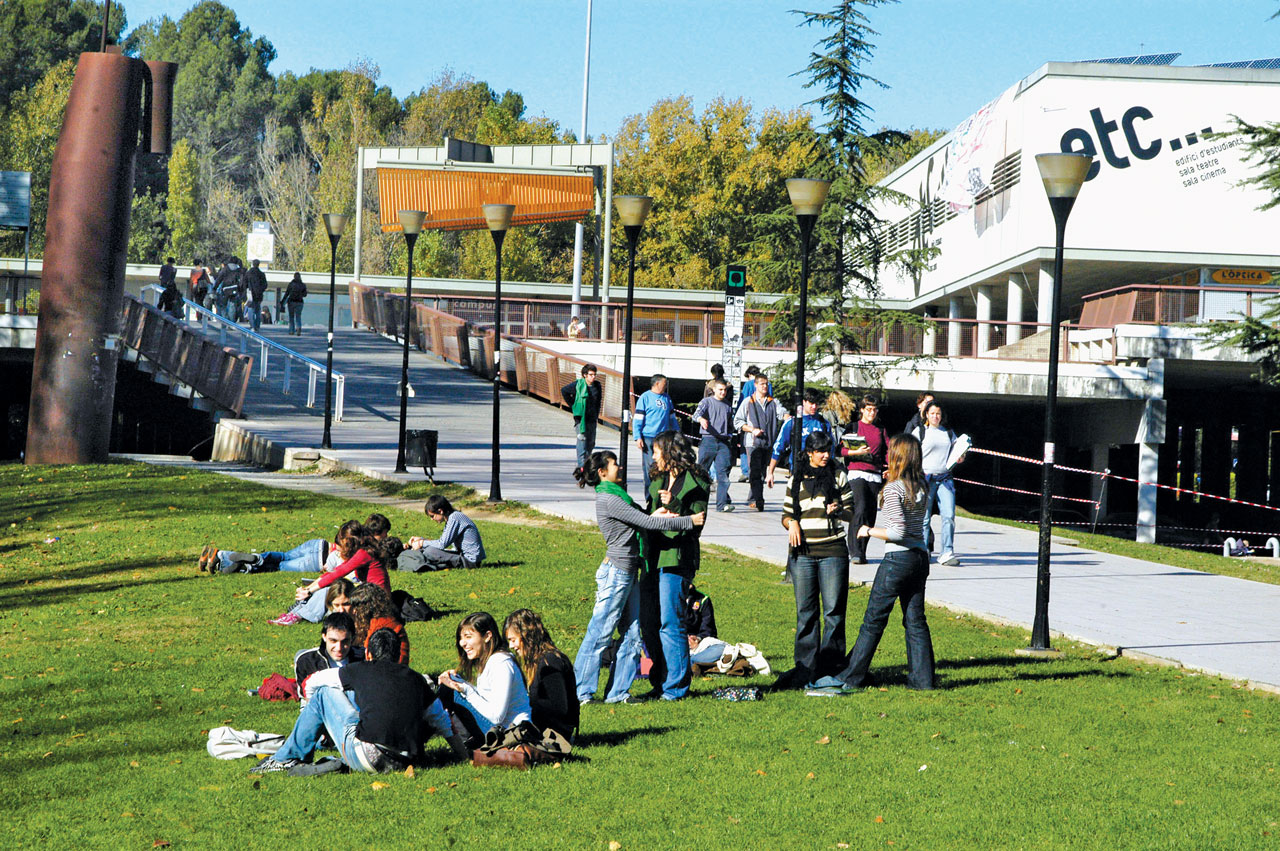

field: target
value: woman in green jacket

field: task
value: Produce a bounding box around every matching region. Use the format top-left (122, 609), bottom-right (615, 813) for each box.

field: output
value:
top-left (642, 431), bottom-right (710, 700)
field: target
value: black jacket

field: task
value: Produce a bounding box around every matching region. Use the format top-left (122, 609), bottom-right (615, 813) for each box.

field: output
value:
top-left (246, 267), bottom-right (268, 302)
top-left (560, 378), bottom-right (602, 424)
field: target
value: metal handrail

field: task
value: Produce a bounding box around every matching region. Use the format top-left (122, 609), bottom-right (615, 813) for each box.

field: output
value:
top-left (141, 285), bottom-right (344, 421)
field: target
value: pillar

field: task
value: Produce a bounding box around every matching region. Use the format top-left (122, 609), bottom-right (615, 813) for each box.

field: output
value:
top-left (1036, 259), bottom-right (1054, 325)
top-left (1006, 275), bottom-right (1026, 344)
top-left (947, 296), bottom-right (963, 358)
top-left (1091, 444), bottom-right (1110, 520)
top-left (1137, 441), bottom-right (1159, 543)
top-left (923, 305), bottom-right (937, 356)
top-left (1178, 421), bottom-right (1197, 503)
top-left (976, 285), bottom-right (993, 354)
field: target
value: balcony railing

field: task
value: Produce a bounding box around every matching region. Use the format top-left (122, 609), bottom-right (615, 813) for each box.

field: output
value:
top-left (1080, 283), bottom-right (1279, 326)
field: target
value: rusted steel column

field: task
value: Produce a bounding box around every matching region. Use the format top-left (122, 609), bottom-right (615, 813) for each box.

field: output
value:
top-left (26, 53), bottom-right (175, 464)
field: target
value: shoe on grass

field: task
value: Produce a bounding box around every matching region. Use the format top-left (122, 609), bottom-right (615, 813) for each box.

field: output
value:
top-left (268, 612), bottom-right (301, 626)
top-left (197, 544), bottom-right (218, 573)
top-left (805, 686), bottom-right (848, 697)
top-left (579, 697), bottom-right (599, 707)
top-left (288, 757), bottom-right (348, 777)
top-left (249, 756), bottom-right (301, 774)
top-left (610, 693), bottom-right (651, 705)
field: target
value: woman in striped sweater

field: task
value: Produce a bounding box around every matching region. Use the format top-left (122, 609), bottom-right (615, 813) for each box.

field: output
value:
top-left (781, 430), bottom-right (856, 692)
top-left (838, 433), bottom-right (937, 692)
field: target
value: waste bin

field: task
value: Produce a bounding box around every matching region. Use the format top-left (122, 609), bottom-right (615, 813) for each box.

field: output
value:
top-left (405, 429), bottom-right (438, 481)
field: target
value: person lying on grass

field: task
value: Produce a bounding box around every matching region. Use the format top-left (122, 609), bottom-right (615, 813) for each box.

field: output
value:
top-left (349, 583), bottom-right (410, 665)
top-left (267, 526), bottom-right (401, 626)
top-left (250, 627), bottom-right (466, 775)
top-left (504, 608), bottom-right (578, 742)
top-left (397, 495), bottom-right (486, 571)
top-left (200, 513), bottom-right (391, 575)
top-left (435, 611), bottom-right (532, 753)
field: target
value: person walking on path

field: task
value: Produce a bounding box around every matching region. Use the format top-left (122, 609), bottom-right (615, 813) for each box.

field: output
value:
top-left (735, 374), bottom-right (787, 511)
top-left (832, 433), bottom-right (937, 693)
top-left (821, 390), bottom-right (856, 443)
top-left (903, 392), bottom-right (934, 436)
top-left (694, 378), bottom-right (735, 512)
top-left (214, 257), bottom-right (243, 322)
top-left (780, 430), bottom-right (855, 693)
top-left (158, 256), bottom-right (176, 290)
top-left (842, 395), bottom-right (888, 565)
top-left (561, 363), bottom-right (602, 472)
top-left (642, 432), bottom-right (710, 701)
top-left (912, 400), bottom-right (965, 566)
top-left (632, 374), bottom-right (678, 494)
top-left (246, 259), bottom-right (269, 332)
top-left (572, 450), bottom-right (703, 705)
top-left (767, 387), bottom-right (831, 489)
top-left (156, 265), bottom-right (183, 321)
top-left (703, 363), bottom-right (735, 407)
top-left (283, 272), bottom-right (307, 335)
top-left (736, 366), bottom-right (768, 481)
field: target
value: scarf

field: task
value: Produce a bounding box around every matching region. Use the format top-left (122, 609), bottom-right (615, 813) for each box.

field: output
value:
top-left (596, 479), bottom-right (646, 561)
top-left (572, 379), bottom-right (589, 434)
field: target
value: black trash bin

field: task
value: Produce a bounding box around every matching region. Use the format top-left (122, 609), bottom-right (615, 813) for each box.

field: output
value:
top-left (405, 429), bottom-right (438, 482)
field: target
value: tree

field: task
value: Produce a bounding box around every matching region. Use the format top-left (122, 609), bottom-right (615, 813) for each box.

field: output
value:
top-left (253, 117), bottom-right (316, 270)
top-left (0, 0), bottom-right (127, 111)
top-left (166, 138), bottom-right (200, 260)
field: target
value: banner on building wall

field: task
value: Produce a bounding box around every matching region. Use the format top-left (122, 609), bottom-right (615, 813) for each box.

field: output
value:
top-left (938, 88), bottom-right (1015, 211)
top-left (721, 265), bottom-right (747, 394)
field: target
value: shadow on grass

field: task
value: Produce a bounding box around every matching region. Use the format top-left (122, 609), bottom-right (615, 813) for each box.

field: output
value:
top-left (0, 563), bottom-right (193, 609)
top-left (574, 724), bottom-right (676, 749)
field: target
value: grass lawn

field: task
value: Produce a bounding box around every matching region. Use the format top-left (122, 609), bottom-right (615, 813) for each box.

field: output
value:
top-left (2, 462), bottom-right (1278, 849)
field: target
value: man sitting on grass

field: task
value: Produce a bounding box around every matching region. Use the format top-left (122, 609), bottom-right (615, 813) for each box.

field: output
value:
top-left (293, 612), bottom-right (363, 709)
top-left (251, 628), bottom-right (465, 775)
top-left (397, 495), bottom-right (486, 572)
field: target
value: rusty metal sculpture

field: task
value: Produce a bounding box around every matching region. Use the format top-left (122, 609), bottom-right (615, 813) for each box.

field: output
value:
top-left (25, 52), bottom-right (176, 464)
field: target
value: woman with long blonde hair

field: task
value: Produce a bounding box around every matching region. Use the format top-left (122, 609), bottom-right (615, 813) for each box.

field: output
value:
top-left (504, 609), bottom-right (578, 739)
top-left (831, 433), bottom-right (936, 693)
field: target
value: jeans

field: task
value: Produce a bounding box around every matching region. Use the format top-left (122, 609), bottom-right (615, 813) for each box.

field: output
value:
top-left (840, 548), bottom-right (935, 689)
top-left (287, 302), bottom-right (303, 334)
top-left (218, 538), bottom-right (326, 574)
top-left (294, 589), bottom-right (329, 623)
top-left (640, 569), bottom-right (693, 699)
top-left (439, 687), bottom-right (499, 741)
top-left (925, 476), bottom-right (956, 557)
top-left (249, 300), bottom-right (262, 331)
top-left (747, 443), bottom-right (770, 507)
top-left (847, 478), bottom-right (881, 562)
top-left (575, 419), bottom-right (598, 468)
top-left (637, 438), bottom-right (655, 494)
top-left (697, 437), bottom-right (732, 509)
top-left (791, 551), bottom-right (850, 685)
top-left (573, 560), bottom-right (643, 703)
top-left (690, 638), bottom-right (728, 666)
top-left (272, 685), bottom-right (369, 770)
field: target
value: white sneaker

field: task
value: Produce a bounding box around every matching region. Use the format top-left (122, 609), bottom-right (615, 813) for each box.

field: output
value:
top-left (938, 552), bottom-right (960, 566)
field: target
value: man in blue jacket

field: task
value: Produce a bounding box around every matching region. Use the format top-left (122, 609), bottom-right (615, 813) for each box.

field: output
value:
top-left (632, 373), bottom-right (678, 493)
top-left (766, 387), bottom-right (831, 489)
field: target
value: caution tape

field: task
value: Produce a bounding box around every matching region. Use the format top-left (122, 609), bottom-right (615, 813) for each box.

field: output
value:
top-left (952, 477), bottom-right (1101, 508)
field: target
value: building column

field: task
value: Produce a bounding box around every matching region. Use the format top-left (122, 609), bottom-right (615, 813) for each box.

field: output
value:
top-left (1137, 440), bottom-right (1159, 543)
top-left (922, 306), bottom-right (937, 356)
top-left (1036, 259), bottom-right (1054, 326)
top-left (976, 285), bottom-right (993, 354)
top-left (1178, 421), bottom-right (1197, 504)
top-left (947, 296), bottom-right (963, 358)
top-left (1006, 276), bottom-right (1026, 344)
top-left (1091, 443), bottom-right (1110, 520)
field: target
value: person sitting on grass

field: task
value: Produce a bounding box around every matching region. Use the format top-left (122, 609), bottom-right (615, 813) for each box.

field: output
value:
top-left (504, 609), bottom-right (578, 741)
top-left (397, 495), bottom-right (485, 571)
top-left (435, 612), bottom-right (532, 751)
top-left (268, 527), bottom-right (401, 626)
top-left (201, 513), bottom-right (390, 575)
top-left (250, 628), bottom-right (465, 775)
top-left (294, 611), bottom-right (363, 709)
top-left (349, 582), bottom-right (410, 665)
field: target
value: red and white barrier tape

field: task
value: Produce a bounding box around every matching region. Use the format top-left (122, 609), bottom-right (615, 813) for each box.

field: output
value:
top-left (952, 477), bottom-right (1101, 508)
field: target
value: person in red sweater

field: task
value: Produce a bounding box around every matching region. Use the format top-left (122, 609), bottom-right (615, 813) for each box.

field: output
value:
top-left (349, 583), bottom-right (411, 665)
top-left (269, 528), bottom-right (401, 626)
top-left (840, 395), bottom-right (888, 565)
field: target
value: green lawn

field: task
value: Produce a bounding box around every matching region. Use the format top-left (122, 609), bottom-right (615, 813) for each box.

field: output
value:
top-left (2, 462), bottom-right (1278, 849)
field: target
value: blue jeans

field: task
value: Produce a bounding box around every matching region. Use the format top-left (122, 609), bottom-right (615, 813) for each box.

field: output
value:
top-left (640, 569), bottom-right (693, 699)
top-left (925, 476), bottom-right (956, 556)
top-left (218, 538), bottom-right (327, 574)
top-left (439, 687), bottom-right (500, 741)
top-left (575, 420), bottom-right (597, 468)
top-left (249, 300), bottom-right (262, 331)
top-left (287, 302), bottom-right (303, 333)
top-left (573, 560), bottom-right (643, 703)
top-left (791, 551), bottom-right (850, 685)
top-left (840, 548), bottom-right (935, 689)
top-left (272, 685), bottom-right (371, 771)
top-left (697, 437), bottom-right (732, 509)
top-left (637, 438), bottom-right (655, 494)
top-left (294, 589), bottom-right (329, 623)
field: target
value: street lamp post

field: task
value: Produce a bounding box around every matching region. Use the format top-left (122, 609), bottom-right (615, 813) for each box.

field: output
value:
top-left (394, 209), bottom-right (426, 475)
top-left (614, 195), bottom-right (652, 488)
top-left (785, 177), bottom-right (831, 474)
top-left (483, 203), bottom-right (515, 502)
top-left (1027, 152), bottom-right (1092, 653)
top-left (321, 213), bottom-right (348, 450)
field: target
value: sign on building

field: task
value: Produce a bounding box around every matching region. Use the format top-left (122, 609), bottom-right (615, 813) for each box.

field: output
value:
top-left (721, 265), bottom-right (747, 394)
top-left (0, 171), bottom-right (31, 229)
top-left (246, 229), bottom-right (275, 266)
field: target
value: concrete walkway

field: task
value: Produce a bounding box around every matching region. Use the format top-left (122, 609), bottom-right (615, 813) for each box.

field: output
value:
top-left (197, 320), bottom-right (1280, 691)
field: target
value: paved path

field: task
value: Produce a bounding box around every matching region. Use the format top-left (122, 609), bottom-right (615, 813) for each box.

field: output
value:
top-left (194, 320), bottom-right (1280, 690)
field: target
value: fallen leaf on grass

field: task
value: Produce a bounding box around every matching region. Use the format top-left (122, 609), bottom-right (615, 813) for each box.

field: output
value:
top-left (918, 764), bottom-right (928, 772)
top-left (404, 765), bottom-right (415, 778)
top-left (874, 816), bottom-right (884, 824)
top-left (806, 772), bottom-right (815, 780)
top-left (427, 786), bottom-right (437, 794)
top-left (930, 732), bottom-right (942, 739)
top-left (121, 812), bottom-right (134, 818)
top-left (815, 736), bottom-right (830, 745)
top-left (371, 781), bottom-right (390, 790)
top-left (755, 769), bottom-right (767, 776)
top-left (153, 841), bottom-right (171, 848)
top-left (468, 592), bottom-right (478, 599)
top-left (609, 842), bottom-right (622, 851)
top-left (837, 844), bottom-right (850, 849)
top-left (1174, 800), bottom-right (1186, 805)
top-left (130, 761), bottom-right (139, 768)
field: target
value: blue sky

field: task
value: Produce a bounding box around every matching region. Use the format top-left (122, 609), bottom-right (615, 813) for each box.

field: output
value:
top-left (119, 0), bottom-right (1280, 138)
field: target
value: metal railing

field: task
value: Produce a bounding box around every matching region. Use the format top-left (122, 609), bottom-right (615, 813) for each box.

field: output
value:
top-left (142, 285), bottom-right (344, 421)
top-left (1080, 283), bottom-right (1279, 326)
top-left (120, 294), bottom-right (252, 415)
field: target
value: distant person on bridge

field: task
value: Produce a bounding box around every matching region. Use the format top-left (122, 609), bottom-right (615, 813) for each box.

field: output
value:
top-left (561, 363), bottom-right (602, 472)
top-left (158, 256), bottom-right (176, 290)
top-left (283, 272), bottom-right (307, 336)
top-left (767, 387), bottom-right (831, 489)
top-left (632, 373), bottom-right (679, 493)
top-left (397, 494), bottom-right (486, 572)
top-left (214, 257), bottom-right (244, 321)
top-left (694, 378), bottom-right (736, 512)
top-left (567, 316), bottom-right (583, 339)
top-left (246, 259), bottom-right (269, 332)
top-left (734, 374), bottom-right (787, 511)
top-left (189, 259), bottom-right (211, 307)
top-left (156, 267), bottom-right (183, 321)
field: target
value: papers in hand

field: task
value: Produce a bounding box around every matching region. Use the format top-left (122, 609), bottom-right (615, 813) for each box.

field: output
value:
top-left (946, 434), bottom-right (972, 470)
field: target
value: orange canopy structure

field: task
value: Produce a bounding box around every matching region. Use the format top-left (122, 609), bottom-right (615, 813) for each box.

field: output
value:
top-left (377, 167), bottom-right (595, 232)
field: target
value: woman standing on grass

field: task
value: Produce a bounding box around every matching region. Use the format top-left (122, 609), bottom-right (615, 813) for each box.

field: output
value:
top-left (504, 609), bottom-right (578, 740)
top-left (437, 611), bottom-right (532, 745)
top-left (837, 434), bottom-right (936, 692)
top-left (643, 432), bottom-right (710, 701)
top-left (572, 450), bottom-right (705, 705)
top-left (781, 430), bottom-right (855, 693)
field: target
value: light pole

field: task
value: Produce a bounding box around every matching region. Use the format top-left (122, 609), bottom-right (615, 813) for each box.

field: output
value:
top-left (614, 194), bottom-right (652, 488)
top-left (321, 213), bottom-right (348, 450)
top-left (394, 209), bottom-right (426, 474)
top-left (785, 178), bottom-right (831, 474)
top-left (483, 203), bottom-right (515, 502)
top-left (1027, 152), bottom-right (1091, 653)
